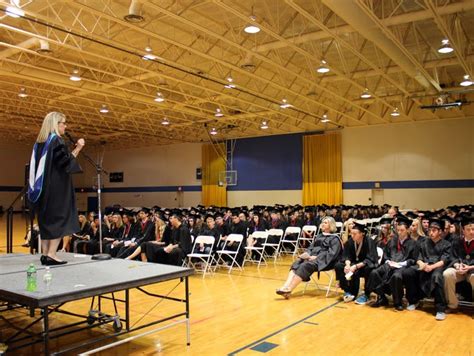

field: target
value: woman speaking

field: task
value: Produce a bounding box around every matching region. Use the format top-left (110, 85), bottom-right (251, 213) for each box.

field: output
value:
top-left (28, 112), bottom-right (85, 265)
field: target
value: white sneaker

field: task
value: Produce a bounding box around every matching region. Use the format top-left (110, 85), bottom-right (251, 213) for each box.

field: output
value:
top-left (435, 312), bottom-right (446, 321)
top-left (406, 303), bottom-right (418, 311)
top-left (343, 293), bottom-right (355, 303)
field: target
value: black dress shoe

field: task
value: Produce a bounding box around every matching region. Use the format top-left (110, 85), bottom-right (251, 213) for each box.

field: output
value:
top-left (371, 295), bottom-right (389, 308)
top-left (394, 305), bottom-right (404, 311)
top-left (44, 256), bottom-right (68, 266)
top-left (40, 255), bottom-right (47, 265)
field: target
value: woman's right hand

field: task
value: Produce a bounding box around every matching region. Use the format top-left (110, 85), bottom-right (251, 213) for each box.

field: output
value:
top-left (77, 138), bottom-right (85, 148)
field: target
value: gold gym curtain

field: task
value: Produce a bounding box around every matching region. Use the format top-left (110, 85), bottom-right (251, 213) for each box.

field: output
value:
top-left (202, 143), bottom-right (227, 206)
top-left (302, 132), bottom-right (342, 205)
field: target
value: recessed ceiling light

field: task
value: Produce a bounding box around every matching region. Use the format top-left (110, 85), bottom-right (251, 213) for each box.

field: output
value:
top-left (321, 114), bottom-right (330, 123)
top-left (161, 117), bottom-right (170, 125)
top-left (215, 108), bottom-right (224, 117)
top-left (224, 75), bottom-right (236, 89)
top-left (460, 74), bottom-right (473, 87)
top-left (316, 60), bottom-right (330, 74)
top-left (280, 99), bottom-right (292, 109)
top-left (260, 121), bottom-right (269, 129)
top-left (154, 92), bottom-right (165, 102)
top-left (390, 108), bottom-right (400, 117)
top-left (244, 15), bottom-right (260, 34)
top-left (99, 104), bottom-right (109, 114)
top-left (69, 69), bottom-right (81, 81)
top-left (437, 39), bottom-right (453, 54)
top-left (18, 87), bottom-right (28, 98)
top-left (360, 88), bottom-right (371, 99)
top-left (210, 127), bottom-right (218, 135)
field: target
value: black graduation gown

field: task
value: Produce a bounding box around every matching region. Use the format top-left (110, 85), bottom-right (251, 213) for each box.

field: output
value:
top-left (152, 224), bottom-right (192, 265)
top-left (417, 238), bottom-right (451, 297)
top-left (290, 233), bottom-right (342, 282)
top-left (449, 236), bottom-right (474, 267)
top-left (33, 135), bottom-right (81, 240)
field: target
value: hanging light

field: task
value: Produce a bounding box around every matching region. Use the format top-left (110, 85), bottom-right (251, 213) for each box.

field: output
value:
top-left (69, 69), bottom-right (81, 81)
top-left (142, 46), bottom-right (157, 60)
top-left (18, 87), bottom-right (28, 98)
top-left (224, 75), bottom-right (236, 89)
top-left (99, 104), bottom-right (109, 114)
top-left (154, 92), bottom-right (165, 102)
top-left (321, 114), bottom-right (330, 123)
top-left (437, 39), bottom-right (453, 54)
top-left (260, 121), bottom-right (269, 129)
top-left (161, 117), bottom-right (170, 125)
top-left (244, 15), bottom-right (260, 34)
top-left (280, 99), bottom-right (292, 109)
top-left (210, 127), bottom-right (218, 135)
top-left (460, 74), bottom-right (473, 87)
top-left (316, 60), bottom-right (330, 74)
top-left (215, 108), bottom-right (224, 117)
top-left (390, 107), bottom-right (400, 117)
top-left (360, 88), bottom-right (371, 99)
top-left (6, 0), bottom-right (24, 18)
top-left (124, 0), bottom-right (144, 23)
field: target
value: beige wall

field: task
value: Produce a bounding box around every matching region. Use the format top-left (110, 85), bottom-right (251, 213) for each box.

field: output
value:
top-left (341, 117), bottom-right (474, 209)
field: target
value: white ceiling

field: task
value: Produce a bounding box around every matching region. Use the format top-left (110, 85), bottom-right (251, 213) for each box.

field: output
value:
top-left (1, 0), bottom-right (473, 148)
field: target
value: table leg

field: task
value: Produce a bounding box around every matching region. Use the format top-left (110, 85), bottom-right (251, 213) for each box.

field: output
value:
top-left (43, 307), bottom-right (49, 355)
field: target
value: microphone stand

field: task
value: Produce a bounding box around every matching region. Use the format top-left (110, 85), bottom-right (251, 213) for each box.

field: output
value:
top-left (69, 136), bottom-right (111, 260)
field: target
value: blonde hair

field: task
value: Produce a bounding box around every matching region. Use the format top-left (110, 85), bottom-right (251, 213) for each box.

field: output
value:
top-left (321, 216), bottom-right (337, 233)
top-left (36, 112), bottom-right (65, 143)
top-left (112, 214), bottom-right (123, 229)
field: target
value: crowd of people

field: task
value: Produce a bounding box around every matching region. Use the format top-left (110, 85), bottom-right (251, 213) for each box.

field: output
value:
top-left (24, 203), bottom-right (473, 321)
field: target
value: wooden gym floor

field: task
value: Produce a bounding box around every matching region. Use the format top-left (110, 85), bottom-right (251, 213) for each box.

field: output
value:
top-left (0, 215), bottom-right (472, 355)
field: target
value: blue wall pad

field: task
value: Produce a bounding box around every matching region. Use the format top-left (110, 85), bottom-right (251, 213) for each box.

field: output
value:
top-left (227, 133), bottom-right (302, 191)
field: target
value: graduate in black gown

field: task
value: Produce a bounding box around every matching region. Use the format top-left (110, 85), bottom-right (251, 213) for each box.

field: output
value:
top-left (28, 112), bottom-right (85, 265)
top-left (116, 208), bottom-right (155, 258)
top-left (276, 217), bottom-right (342, 299)
top-left (146, 213), bottom-right (192, 265)
top-left (367, 216), bottom-right (419, 310)
top-left (335, 222), bottom-right (377, 304)
top-left (416, 219), bottom-right (451, 320)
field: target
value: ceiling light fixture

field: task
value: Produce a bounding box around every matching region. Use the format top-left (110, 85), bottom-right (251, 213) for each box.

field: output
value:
top-left (280, 99), bottom-right (292, 109)
top-left (316, 60), bottom-right (330, 74)
top-left (124, 0), bottom-right (144, 23)
top-left (224, 75), bottom-right (236, 89)
top-left (69, 69), bottom-right (81, 81)
top-left (99, 104), bottom-right (109, 114)
top-left (390, 107), bottom-right (400, 117)
top-left (460, 74), bottom-right (473, 87)
top-left (437, 39), bottom-right (454, 54)
top-left (260, 121), bottom-right (269, 129)
top-left (360, 88), bottom-right (371, 99)
top-left (244, 14), bottom-right (260, 34)
top-left (161, 117), bottom-right (170, 125)
top-left (6, 0), bottom-right (24, 18)
top-left (142, 46), bottom-right (157, 60)
top-left (215, 108), bottom-right (224, 117)
top-left (18, 87), bottom-right (28, 98)
top-left (154, 92), bottom-right (165, 102)
top-left (210, 127), bottom-right (218, 135)
top-left (321, 114), bottom-right (330, 123)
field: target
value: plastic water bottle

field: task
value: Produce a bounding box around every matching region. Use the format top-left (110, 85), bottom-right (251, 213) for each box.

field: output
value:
top-left (26, 263), bottom-right (37, 292)
top-left (43, 267), bottom-right (53, 291)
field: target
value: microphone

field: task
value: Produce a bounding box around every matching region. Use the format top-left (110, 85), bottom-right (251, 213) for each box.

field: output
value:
top-left (64, 132), bottom-right (76, 145)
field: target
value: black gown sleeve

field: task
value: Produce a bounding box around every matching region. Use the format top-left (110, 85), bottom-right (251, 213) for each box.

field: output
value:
top-left (52, 136), bottom-right (82, 174)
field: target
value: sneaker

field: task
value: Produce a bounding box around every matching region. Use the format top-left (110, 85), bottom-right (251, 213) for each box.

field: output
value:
top-left (343, 292), bottom-right (355, 303)
top-left (355, 295), bottom-right (369, 305)
top-left (435, 312), bottom-right (446, 321)
top-left (406, 303), bottom-right (418, 311)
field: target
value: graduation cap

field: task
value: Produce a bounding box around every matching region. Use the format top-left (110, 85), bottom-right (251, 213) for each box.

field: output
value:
top-left (429, 218), bottom-right (444, 230)
top-left (379, 217), bottom-right (393, 225)
top-left (352, 221), bottom-right (367, 233)
top-left (396, 215), bottom-right (412, 227)
top-left (405, 211), bottom-right (418, 219)
top-left (121, 208), bottom-right (135, 218)
top-left (460, 215), bottom-right (474, 227)
top-left (138, 207), bottom-right (150, 214)
top-left (104, 206), bottom-right (115, 216)
top-left (440, 215), bottom-right (455, 224)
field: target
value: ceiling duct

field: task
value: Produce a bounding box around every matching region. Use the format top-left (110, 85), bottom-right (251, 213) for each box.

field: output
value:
top-left (124, 0), bottom-right (144, 23)
top-left (240, 53), bottom-right (256, 71)
top-left (322, 0), bottom-right (441, 92)
top-left (36, 39), bottom-right (52, 54)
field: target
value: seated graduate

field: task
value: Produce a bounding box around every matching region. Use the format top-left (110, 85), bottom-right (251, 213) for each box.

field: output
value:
top-left (443, 215), bottom-right (474, 312)
top-left (144, 211), bottom-right (192, 265)
top-left (116, 207), bottom-right (155, 258)
top-left (76, 220), bottom-right (97, 254)
top-left (107, 209), bottom-right (135, 257)
top-left (374, 216), bottom-right (394, 248)
top-left (366, 216), bottom-right (419, 311)
top-left (219, 210), bottom-right (248, 265)
top-left (126, 214), bottom-right (167, 261)
top-left (416, 218), bottom-right (452, 320)
top-left (214, 213), bottom-right (230, 250)
top-left (409, 217), bottom-right (426, 246)
top-left (335, 221), bottom-right (377, 305)
top-left (275, 216), bottom-right (342, 299)
top-left (247, 213), bottom-right (268, 259)
top-left (192, 214), bottom-right (219, 255)
top-left (103, 212), bottom-right (125, 256)
top-left (63, 214), bottom-right (90, 252)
